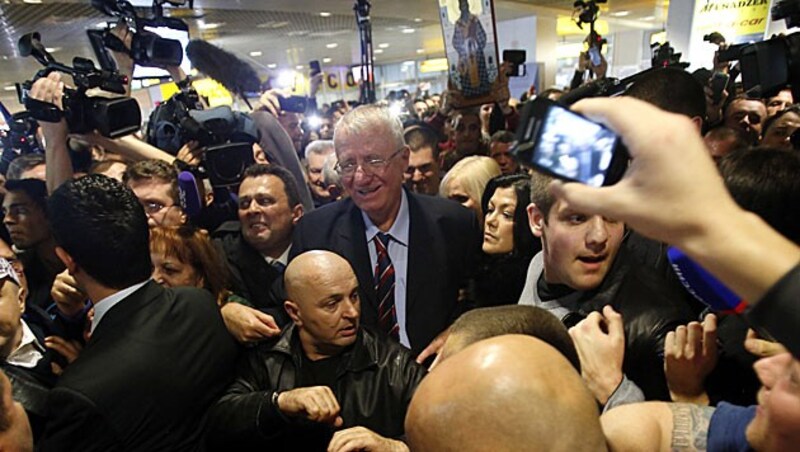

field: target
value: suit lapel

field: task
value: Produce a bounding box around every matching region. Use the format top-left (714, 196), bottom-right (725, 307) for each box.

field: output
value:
top-left (406, 193), bottom-right (435, 316)
top-left (337, 201), bottom-right (378, 312)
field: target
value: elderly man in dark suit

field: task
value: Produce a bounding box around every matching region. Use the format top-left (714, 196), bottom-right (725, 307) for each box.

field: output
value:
top-left (38, 175), bottom-right (238, 451)
top-left (291, 105), bottom-right (482, 358)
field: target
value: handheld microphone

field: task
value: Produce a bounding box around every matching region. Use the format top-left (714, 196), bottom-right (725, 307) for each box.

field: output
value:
top-left (177, 170), bottom-right (204, 219)
top-left (667, 247), bottom-right (747, 314)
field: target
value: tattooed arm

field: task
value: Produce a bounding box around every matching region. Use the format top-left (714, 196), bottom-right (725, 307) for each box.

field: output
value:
top-left (601, 402), bottom-right (716, 451)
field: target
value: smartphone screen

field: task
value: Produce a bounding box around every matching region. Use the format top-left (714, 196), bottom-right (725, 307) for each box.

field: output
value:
top-left (515, 98), bottom-right (623, 187)
top-left (588, 46), bottom-right (601, 66)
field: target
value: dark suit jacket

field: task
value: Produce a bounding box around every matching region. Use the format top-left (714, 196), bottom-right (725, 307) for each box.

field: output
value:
top-left (38, 282), bottom-right (238, 452)
top-left (291, 191), bottom-right (482, 354)
top-left (213, 221), bottom-right (290, 325)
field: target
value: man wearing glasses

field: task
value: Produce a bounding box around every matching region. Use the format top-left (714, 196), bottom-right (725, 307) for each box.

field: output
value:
top-left (123, 160), bottom-right (187, 228)
top-left (291, 105), bottom-right (482, 360)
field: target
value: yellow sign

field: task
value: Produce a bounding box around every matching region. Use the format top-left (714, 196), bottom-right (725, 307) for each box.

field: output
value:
top-left (692, 0), bottom-right (769, 39)
top-left (556, 16), bottom-right (609, 37)
top-left (420, 58), bottom-right (449, 73)
top-left (191, 78), bottom-right (233, 107)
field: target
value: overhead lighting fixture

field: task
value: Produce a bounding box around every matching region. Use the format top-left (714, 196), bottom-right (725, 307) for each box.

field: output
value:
top-left (378, 43), bottom-right (390, 49)
top-left (322, 57), bottom-right (332, 63)
top-left (402, 60), bottom-right (416, 66)
top-left (267, 63), bottom-right (278, 69)
top-left (414, 18), bottom-right (423, 23)
top-left (402, 28), bottom-right (416, 34)
top-left (23, 0), bottom-right (43, 4)
top-left (45, 47), bottom-right (60, 53)
top-left (320, 11), bottom-right (332, 17)
top-left (296, 65), bottom-right (304, 70)
top-left (641, 16), bottom-right (656, 21)
top-left (416, 48), bottom-right (425, 54)
top-left (610, 11), bottom-right (630, 17)
top-left (3, 85), bottom-right (16, 91)
top-left (249, 51), bottom-right (263, 57)
top-left (199, 22), bottom-right (224, 30)
top-left (326, 43), bottom-right (338, 49)
top-left (374, 49), bottom-right (384, 54)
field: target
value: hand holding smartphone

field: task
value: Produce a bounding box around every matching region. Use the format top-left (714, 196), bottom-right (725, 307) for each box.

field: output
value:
top-left (513, 98), bottom-right (629, 187)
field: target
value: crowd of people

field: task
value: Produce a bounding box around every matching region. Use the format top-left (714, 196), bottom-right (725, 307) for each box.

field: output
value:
top-left (0, 29), bottom-right (798, 452)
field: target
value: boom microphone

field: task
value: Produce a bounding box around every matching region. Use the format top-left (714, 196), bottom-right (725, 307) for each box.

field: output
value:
top-left (185, 40), bottom-right (261, 99)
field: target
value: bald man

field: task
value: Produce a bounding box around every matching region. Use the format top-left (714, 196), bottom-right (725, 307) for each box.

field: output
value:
top-left (406, 335), bottom-right (607, 452)
top-left (432, 305), bottom-right (581, 372)
top-left (208, 250), bottom-right (426, 451)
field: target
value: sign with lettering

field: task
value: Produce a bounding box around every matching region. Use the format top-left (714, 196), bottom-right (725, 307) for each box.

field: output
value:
top-left (692, 0), bottom-right (770, 43)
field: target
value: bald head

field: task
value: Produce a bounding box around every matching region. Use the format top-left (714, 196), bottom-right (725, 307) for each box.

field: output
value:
top-left (284, 251), bottom-right (361, 359)
top-left (285, 250), bottom-right (354, 307)
top-left (406, 335), bottom-right (606, 452)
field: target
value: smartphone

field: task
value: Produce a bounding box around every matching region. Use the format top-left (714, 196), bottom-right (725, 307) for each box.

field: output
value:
top-left (503, 49), bottom-right (526, 77)
top-left (278, 95), bottom-right (309, 113)
top-left (309, 60), bottom-right (321, 77)
top-left (710, 71), bottom-right (730, 105)
top-left (513, 98), bottom-right (628, 187)
top-left (588, 46), bottom-right (602, 67)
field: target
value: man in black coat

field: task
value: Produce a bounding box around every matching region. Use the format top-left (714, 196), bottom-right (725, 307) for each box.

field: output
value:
top-left (519, 171), bottom-right (694, 407)
top-left (38, 175), bottom-right (238, 451)
top-left (291, 105), bottom-right (482, 357)
top-left (214, 164), bottom-right (305, 342)
top-left (208, 250), bottom-right (426, 451)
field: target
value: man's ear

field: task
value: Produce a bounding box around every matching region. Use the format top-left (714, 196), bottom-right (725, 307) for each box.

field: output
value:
top-left (284, 300), bottom-right (302, 326)
top-left (54, 247), bottom-right (78, 274)
top-left (527, 203), bottom-right (545, 238)
top-left (17, 284), bottom-right (26, 315)
top-left (291, 205), bottom-right (304, 226)
top-left (690, 116), bottom-right (704, 133)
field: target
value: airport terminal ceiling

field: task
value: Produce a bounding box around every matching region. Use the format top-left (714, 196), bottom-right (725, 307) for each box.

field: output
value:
top-left (0, 0), bottom-right (666, 99)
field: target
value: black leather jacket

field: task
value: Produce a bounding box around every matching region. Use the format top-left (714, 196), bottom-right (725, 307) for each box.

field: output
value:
top-left (206, 325), bottom-right (427, 451)
top-left (567, 247), bottom-right (696, 401)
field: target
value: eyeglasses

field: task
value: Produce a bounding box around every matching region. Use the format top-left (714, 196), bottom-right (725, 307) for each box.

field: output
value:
top-left (336, 148), bottom-right (405, 177)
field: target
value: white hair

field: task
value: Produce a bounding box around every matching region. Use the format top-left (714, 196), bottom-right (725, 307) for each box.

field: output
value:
top-left (333, 104), bottom-right (405, 151)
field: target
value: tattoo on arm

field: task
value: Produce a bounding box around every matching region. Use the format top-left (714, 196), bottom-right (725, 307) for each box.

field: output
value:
top-left (669, 404), bottom-right (716, 451)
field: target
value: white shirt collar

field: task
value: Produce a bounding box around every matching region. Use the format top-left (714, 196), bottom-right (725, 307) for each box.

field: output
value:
top-left (264, 244), bottom-right (291, 267)
top-left (362, 189), bottom-right (410, 246)
top-left (90, 280), bottom-right (150, 334)
top-left (6, 319), bottom-right (44, 369)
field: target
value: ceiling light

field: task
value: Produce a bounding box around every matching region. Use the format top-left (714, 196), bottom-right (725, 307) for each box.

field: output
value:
top-left (320, 12), bottom-right (332, 17)
top-left (326, 43), bottom-right (338, 49)
top-left (45, 47), bottom-right (60, 53)
top-left (199, 22), bottom-right (223, 30)
top-left (23, 0), bottom-right (43, 4)
top-left (378, 43), bottom-right (390, 49)
top-left (641, 16), bottom-right (655, 21)
top-left (249, 51), bottom-right (263, 57)
top-left (414, 18), bottom-right (423, 23)
top-left (374, 49), bottom-right (384, 54)
top-left (402, 28), bottom-right (416, 34)
top-left (610, 11), bottom-right (630, 17)
top-left (403, 60), bottom-right (416, 66)
top-left (416, 48), bottom-right (425, 54)
top-left (267, 63), bottom-right (278, 69)
top-left (296, 65), bottom-right (305, 70)
top-left (3, 85), bottom-right (16, 91)
top-left (322, 57), bottom-right (332, 63)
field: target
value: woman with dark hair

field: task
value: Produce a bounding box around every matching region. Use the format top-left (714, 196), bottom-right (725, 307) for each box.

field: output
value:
top-left (472, 174), bottom-right (541, 307)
